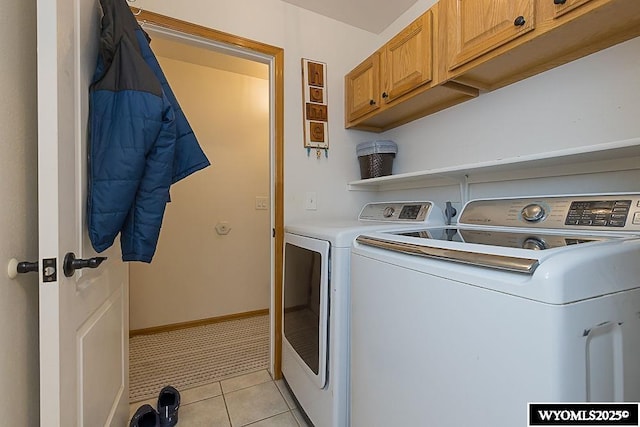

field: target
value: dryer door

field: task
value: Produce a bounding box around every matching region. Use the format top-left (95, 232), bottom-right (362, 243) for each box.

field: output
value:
top-left (283, 233), bottom-right (330, 388)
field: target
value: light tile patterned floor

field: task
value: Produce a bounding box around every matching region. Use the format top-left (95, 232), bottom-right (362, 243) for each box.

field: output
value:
top-left (129, 316), bottom-right (270, 402)
top-left (129, 369), bottom-right (311, 426)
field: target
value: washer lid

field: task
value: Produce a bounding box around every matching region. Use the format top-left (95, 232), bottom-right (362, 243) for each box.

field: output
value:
top-left (360, 227), bottom-right (625, 273)
top-left (395, 227), bottom-right (622, 251)
top-left (356, 234), bottom-right (541, 274)
top-left (285, 201), bottom-right (445, 247)
top-left (353, 228), bottom-right (640, 304)
top-left (286, 220), bottom-right (432, 247)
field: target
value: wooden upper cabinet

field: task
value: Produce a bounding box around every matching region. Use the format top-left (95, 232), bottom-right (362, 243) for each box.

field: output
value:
top-left (550, 0), bottom-right (593, 18)
top-left (445, 0), bottom-right (640, 90)
top-left (381, 11), bottom-right (433, 104)
top-left (344, 0), bottom-right (640, 131)
top-left (345, 52), bottom-right (380, 123)
top-left (344, 4), bottom-right (479, 131)
top-left (446, 0), bottom-right (535, 71)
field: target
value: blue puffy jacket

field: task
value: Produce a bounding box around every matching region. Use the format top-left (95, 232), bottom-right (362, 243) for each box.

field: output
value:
top-left (88, 0), bottom-right (210, 262)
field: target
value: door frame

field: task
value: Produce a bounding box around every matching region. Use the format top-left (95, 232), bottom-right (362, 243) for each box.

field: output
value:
top-left (132, 8), bottom-right (284, 379)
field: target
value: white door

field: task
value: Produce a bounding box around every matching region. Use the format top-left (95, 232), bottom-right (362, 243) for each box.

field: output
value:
top-left (37, 0), bottom-right (129, 426)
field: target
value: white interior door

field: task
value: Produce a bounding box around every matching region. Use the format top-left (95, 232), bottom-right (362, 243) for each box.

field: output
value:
top-left (37, 0), bottom-right (129, 425)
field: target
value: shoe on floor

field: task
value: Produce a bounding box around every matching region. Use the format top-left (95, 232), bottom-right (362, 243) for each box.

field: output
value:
top-left (157, 385), bottom-right (180, 427)
top-left (130, 404), bottom-right (160, 427)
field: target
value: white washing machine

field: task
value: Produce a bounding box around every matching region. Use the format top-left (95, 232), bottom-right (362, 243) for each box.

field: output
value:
top-left (282, 201), bottom-right (446, 427)
top-left (350, 194), bottom-right (640, 427)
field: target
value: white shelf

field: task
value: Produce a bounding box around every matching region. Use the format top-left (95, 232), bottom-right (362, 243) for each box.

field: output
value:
top-left (348, 137), bottom-right (640, 192)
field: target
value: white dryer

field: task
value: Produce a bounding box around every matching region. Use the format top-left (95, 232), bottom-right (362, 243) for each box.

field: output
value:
top-left (350, 194), bottom-right (640, 427)
top-left (282, 201), bottom-right (446, 427)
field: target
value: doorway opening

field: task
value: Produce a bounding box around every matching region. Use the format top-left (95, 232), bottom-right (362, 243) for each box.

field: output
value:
top-left (127, 9), bottom-right (284, 403)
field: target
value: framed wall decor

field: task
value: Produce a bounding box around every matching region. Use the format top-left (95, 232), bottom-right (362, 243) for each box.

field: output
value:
top-left (301, 58), bottom-right (329, 156)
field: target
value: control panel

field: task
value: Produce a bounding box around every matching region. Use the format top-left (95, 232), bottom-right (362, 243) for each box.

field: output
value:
top-left (459, 194), bottom-right (640, 231)
top-left (564, 200), bottom-right (629, 227)
top-left (358, 202), bottom-right (434, 222)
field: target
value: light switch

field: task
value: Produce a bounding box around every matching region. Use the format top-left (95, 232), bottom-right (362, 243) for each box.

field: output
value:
top-left (255, 196), bottom-right (269, 210)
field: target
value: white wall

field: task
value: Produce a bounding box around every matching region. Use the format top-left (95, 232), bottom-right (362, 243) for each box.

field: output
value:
top-left (129, 57), bottom-right (271, 330)
top-left (383, 38), bottom-right (640, 175)
top-left (0, 0), bottom-right (40, 424)
top-left (379, 36), bottom-right (640, 206)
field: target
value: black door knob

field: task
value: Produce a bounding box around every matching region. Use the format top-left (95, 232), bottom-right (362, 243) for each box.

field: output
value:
top-left (382, 92), bottom-right (389, 99)
top-left (514, 16), bottom-right (526, 26)
top-left (63, 252), bottom-right (107, 277)
top-left (17, 261), bottom-right (38, 274)
top-left (7, 258), bottom-right (39, 280)
top-left (554, 0), bottom-right (567, 4)
top-left (369, 99), bottom-right (376, 105)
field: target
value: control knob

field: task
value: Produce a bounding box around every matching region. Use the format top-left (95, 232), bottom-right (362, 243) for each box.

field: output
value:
top-left (522, 237), bottom-right (547, 251)
top-left (521, 204), bottom-right (546, 223)
top-left (383, 206), bottom-right (395, 218)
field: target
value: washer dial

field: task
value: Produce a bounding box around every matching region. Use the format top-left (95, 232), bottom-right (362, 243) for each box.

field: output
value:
top-left (521, 204), bottom-right (546, 223)
top-left (522, 237), bottom-right (547, 250)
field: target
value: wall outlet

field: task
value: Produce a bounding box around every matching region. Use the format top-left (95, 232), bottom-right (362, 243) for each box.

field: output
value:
top-left (305, 192), bottom-right (317, 210)
top-left (255, 196), bottom-right (269, 210)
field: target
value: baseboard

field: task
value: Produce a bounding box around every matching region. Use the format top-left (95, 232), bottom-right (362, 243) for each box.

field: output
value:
top-left (129, 308), bottom-right (270, 338)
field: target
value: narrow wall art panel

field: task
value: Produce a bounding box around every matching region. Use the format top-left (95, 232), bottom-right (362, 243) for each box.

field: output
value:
top-left (301, 58), bottom-right (329, 157)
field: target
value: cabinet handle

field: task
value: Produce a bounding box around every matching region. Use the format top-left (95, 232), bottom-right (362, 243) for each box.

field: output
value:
top-left (382, 92), bottom-right (389, 99)
top-left (514, 16), bottom-right (526, 26)
top-left (369, 99), bottom-right (376, 105)
top-left (554, 0), bottom-right (567, 4)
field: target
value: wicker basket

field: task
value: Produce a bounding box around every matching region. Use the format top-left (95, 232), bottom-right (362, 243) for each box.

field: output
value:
top-left (356, 140), bottom-right (397, 179)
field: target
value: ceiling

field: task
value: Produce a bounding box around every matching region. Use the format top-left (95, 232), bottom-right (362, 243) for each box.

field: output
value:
top-left (148, 0), bottom-right (423, 74)
top-left (280, 0), bottom-right (421, 34)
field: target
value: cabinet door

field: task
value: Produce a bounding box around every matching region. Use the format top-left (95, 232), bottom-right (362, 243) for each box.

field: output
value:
top-left (447, 0), bottom-right (535, 71)
top-left (551, 0), bottom-right (593, 18)
top-left (381, 11), bottom-right (433, 103)
top-left (345, 52), bottom-right (380, 122)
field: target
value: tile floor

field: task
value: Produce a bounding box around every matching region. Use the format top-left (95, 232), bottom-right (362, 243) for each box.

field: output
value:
top-left (129, 369), bottom-right (311, 426)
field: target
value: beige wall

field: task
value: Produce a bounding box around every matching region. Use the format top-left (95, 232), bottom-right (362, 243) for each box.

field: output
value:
top-left (0, 0), bottom-right (40, 424)
top-left (129, 56), bottom-right (271, 330)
